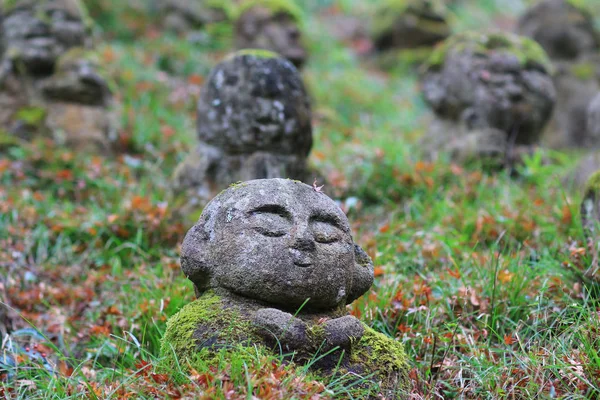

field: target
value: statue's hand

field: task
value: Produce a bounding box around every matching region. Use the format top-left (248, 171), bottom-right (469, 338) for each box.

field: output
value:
top-left (321, 315), bottom-right (364, 349)
top-left (252, 308), bottom-right (309, 351)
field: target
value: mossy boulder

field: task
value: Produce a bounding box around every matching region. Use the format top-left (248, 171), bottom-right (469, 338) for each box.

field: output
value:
top-left (372, 0), bottom-right (451, 53)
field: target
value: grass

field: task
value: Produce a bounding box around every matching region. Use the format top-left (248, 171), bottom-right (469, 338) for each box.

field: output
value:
top-left (2, 0), bottom-right (600, 398)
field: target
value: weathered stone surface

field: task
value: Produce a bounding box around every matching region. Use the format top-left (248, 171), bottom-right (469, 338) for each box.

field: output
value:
top-left (234, 0), bottom-right (307, 68)
top-left (0, 0), bottom-right (118, 152)
top-left (420, 32), bottom-right (556, 167)
top-left (161, 179), bottom-right (409, 397)
top-left (174, 51), bottom-right (314, 207)
top-left (161, 0), bottom-right (229, 34)
top-left (372, 0), bottom-right (450, 52)
top-left (519, 0), bottom-right (600, 149)
top-left (517, 0), bottom-right (598, 61)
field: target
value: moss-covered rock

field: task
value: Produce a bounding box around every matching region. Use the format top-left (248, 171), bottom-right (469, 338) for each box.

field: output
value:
top-left (424, 31), bottom-right (552, 74)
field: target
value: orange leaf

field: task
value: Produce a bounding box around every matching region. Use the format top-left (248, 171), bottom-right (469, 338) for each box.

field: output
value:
top-left (504, 334), bottom-right (516, 345)
top-left (373, 267), bottom-right (385, 277)
top-left (188, 74), bottom-right (204, 85)
top-left (497, 269), bottom-right (514, 284)
top-left (447, 268), bottom-right (461, 279)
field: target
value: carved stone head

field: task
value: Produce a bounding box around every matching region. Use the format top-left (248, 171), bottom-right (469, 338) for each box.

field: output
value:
top-left (180, 179), bottom-right (374, 311)
top-left (1, 0), bottom-right (90, 75)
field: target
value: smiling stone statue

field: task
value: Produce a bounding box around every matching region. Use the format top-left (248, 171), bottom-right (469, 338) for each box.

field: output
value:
top-left (161, 179), bottom-right (409, 397)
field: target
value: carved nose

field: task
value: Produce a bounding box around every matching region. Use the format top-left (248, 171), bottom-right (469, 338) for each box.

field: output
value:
top-left (290, 224), bottom-right (315, 252)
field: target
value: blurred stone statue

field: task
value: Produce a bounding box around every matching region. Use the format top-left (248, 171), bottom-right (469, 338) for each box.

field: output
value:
top-left (419, 31), bottom-right (556, 169)
top-left (173, 50), bottom-right (316, 212)
top-left (0, 0), bottom-right (118, 152)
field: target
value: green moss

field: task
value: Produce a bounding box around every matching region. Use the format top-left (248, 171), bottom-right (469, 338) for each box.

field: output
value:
top-left (234, 0), bottom-right (303, 23)
top-left (306, 323), bottom-right (326, 343)
top-left (372, 0), bottom-right (449, 39)
top-left (584, 171), bottom-right (600, 197)
top-left (425, 31), bottom-right (553, 74)
top-left (15, 107), bottom-right (47, 127)
top-left (571, 62), bottom-right (596, 80)
top-left (0, 129), bottom-right (22, 148)
top-left (159, 291), bottom-right (259, 373)
top-left (228, 48), bottom-right (281, 61)
top-left (349, 325), bottom-right (410, 391)
top-left (566, 0), bottom-right (593, 13)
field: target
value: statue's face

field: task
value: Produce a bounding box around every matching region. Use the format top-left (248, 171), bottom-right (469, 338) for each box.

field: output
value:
top-left (2, 2), bottom-right (87, 74)
top-left (210, 180), bottom-right (355, 310)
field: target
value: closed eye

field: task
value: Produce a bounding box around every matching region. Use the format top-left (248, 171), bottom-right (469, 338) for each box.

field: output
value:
top-left (253, 226), bottom-right (286, 237)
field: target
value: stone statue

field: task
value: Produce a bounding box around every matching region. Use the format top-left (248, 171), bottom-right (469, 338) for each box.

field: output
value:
top-left (160, 0), bottom-right (229, 35)
top-left (372, 0), bottom-right (450, 53)
top-left (234, 0), bottom-right (307, 68)
top-left (518, 0), bottom-right (600, 149)
top-left (161, 179), bottom-right (410, 398)
top-left (419, 31), bottom-right (556, 168)
top-left (173, 50), bottom-right (315, 211)
top-left (0, 0), bottom-right (118, 151)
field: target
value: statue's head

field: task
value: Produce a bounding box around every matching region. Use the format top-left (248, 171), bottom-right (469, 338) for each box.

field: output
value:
top-left (1, 0), bottom-right (89, 75)
top-left (196, 50), bottom-right (312, 157)
top-left (181, 179), bottom-right (374, 311)
top-left (234, 1), bottom-right (306, 68)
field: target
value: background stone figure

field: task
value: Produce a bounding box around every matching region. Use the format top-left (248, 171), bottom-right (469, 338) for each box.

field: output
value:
top-left (160, 0), bottom-right (229, 35)
top-left (420, 31), bottom-right (556, 168)
top-left (518, 0), bottom-right (600, 149)
top-left (234, 0), bottom-right (307, 68)
top-left (0, 0), bottom-right (118, 152)
top-left (161, 179), bottom-right (409, 398)
top-left (173, 50), bottom-right (314, 209)
top-left (372, 0), bottom-right (450, 53)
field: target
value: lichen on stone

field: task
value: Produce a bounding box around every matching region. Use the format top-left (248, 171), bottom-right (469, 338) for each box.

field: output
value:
top-left (234, 0), bottom-right (303, 23)
top-left (425, 31), bottom-right (553, 74)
